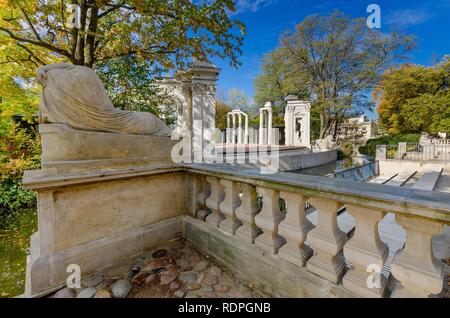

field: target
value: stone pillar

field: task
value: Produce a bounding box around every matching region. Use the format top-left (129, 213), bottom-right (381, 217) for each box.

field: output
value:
top-left (235, 183), bottom-right (262, 244)
top-left (278, 191), bottom-right (313, 266)
top-left (303, 106), bottom-right (311, 147)
top-left (244, 114), bottom-right (249, 145)
top-left (342, 204), bottom-right (388, 298)
top-left (232, 113), bottom-right (236, 144)
top-left (376, 145), bottom-right (387, 160)
top-left (226, 113), bottom-right (231, 144)
top-left (391, 215), bottom-right (444, 298)
top-left (259, 109), bottom-right (264, 145)
top-left (238, 113), bottom-right (242, 144)
top-left (219, 179), bottom-right (243, 235)
top-left (306, 198), bottom-right (346, 284)
top-left (205, 176), bottom-right (226, 227)
top-left (268, 108), bottom-right (273, 145)
top-left (254, 187), bottom-right (285, 254)
top-left (189, 61), bottom-right (220, 163)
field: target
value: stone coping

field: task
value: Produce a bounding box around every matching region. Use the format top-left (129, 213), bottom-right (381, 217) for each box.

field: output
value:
top-left (23, 163), bottom-right (450, 223)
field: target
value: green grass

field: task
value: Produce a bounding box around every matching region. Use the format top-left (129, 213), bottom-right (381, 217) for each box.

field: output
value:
top-left (0, 209), bottom-right (37, 297)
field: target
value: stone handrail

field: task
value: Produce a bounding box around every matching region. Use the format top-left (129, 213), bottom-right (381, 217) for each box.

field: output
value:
top-left (185, 163), bottom-right (450, 298)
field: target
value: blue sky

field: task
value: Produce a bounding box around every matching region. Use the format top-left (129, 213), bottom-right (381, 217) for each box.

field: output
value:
top-left (211, 0), bottom-right (450, 113)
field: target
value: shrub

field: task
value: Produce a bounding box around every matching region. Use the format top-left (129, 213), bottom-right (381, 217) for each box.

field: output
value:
top-left (0, 124), bottom-right (40, 218)
top-left (358, 134), bottom-right (421, 157)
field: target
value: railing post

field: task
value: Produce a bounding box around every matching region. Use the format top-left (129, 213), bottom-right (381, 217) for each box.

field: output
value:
top-left (375, 145), bottom-right (387, 160)
top-left (235, 183), bottom-right (262, 244)
top-left (195, 175), bottom-right (211, 221)
top-left (278, 191), bottom-right (313, 266)
top-left (218, 179), bottom-right (242, 235)
top-left (342, 204), bottom-right (388, 297)
top-left (254, 187), bottom-right (285, 254)
top-left (306, 198), bottom-right (346, 284)
top-left (205, 176), bottom-right (226, 227)
top-left (391, 215), bottom-right (445, 298)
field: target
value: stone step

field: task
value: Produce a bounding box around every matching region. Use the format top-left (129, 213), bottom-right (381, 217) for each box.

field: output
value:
top-left (368, 173), bottom-right (398, 184)
top-left (384, 170), bottom-right (417, 187)
top-left (412, 168), bottom-right (443, 191)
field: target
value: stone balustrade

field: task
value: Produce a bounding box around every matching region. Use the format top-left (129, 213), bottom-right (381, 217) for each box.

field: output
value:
top-left (186, 163), bottom-right (450, 298)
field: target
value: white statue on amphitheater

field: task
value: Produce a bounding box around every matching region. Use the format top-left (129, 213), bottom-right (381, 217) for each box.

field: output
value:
top-left (36, 63), bottom-right (171, 136)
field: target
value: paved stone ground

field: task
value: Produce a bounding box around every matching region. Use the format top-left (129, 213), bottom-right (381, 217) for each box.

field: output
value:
top-left (49, 239), bottom-right (449, 299)
top-left (50, 239), bottom-right (263, 298)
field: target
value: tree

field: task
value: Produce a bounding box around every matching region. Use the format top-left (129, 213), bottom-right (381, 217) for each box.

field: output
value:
top-left (0, 0), bottom-right (245, 70)
top-left (0, 0), bottom-right (245, 128)
top-left (228, 88), bottom-right (250, 110)
top-left (375, 57), bottom-right (450, 135)
top-left (254, 48), bottom-right (309, 108)
top-left (260, 11), bottom-right (414, 139)
top-left (215, 100), bottom-right (232, 130)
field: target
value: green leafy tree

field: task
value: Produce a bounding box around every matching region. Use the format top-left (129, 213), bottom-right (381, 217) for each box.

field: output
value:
top-left (215, 100), bottom-right (232, 130)
top-left (375, 57), bottom-right (450, 135)
top-left (255, 11), bottom-right (415, 140)
top-left (0, 0), bottom-right (245, 69)
top-left (0, 0), bottom-right (246, 123)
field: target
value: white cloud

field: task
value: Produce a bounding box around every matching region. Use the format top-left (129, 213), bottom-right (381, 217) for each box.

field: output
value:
top-left (386, 9), bottom-right (433, 27)
top-left (234, 0), bottom-right (276, 14)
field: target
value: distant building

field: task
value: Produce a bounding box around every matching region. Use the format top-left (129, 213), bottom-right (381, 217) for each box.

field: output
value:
top-left (338, 115), bottom-right (377, 142)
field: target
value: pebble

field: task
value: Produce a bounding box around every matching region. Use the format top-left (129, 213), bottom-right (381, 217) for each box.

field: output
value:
top-left (145, 274), bottom-right (158, 285)
top-left (152, 249), bottom-right (168, 259)
top-left (132, 272), bottom-right (150, 285)
top-left (173, 289), bottom-right (186, 298)
top-left (201, 273), bottom-right (219, 286)
top-left (187, 283), bottom-right (202, 290)
top-left (111, 279), bottom-right (132, 298)
top-left (201, 286), bottom-right (214, 293)
top-left (160, 270), bottom-right (178, 285)
top-left (194, 261), bottom-right (208, 272)
top-left (214, 283), bottom-right (230, 293)
top-left (94, 289), bottom-right (112, 298)
top-left (179, 273), bottom-right (197, 284)
top-left (209, 266), bottom-right (222, 276)
top-left (177, 258), bottom-right (191, 268)
top-left (82, 275), bottom-right (104, 288)
top-left (52, 287), bottom-right (76, 298)
top-left (169, 280), bottom-right (181, 291)
top-left (77, 287), bottom-right (97, 298)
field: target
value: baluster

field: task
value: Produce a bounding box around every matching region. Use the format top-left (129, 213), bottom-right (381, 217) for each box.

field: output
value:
top-left (306, 198), bottom-right (346, 284)
top-left (254, 187), bottom-right (285, 254)
top-left (235, 183), bottom-right (262, 244)
top-left (342, 204), bottom-right (388, 297)
top-left (196, 175), bottom-right (211, 221)
top-left (219, 179), bottom-right (242, 235)
top-left (205, 176), bottom-right (225, 227)
top-left (391, 215), bottom-right (444, 298)
top-left (278, 191), bottom-right (313, 266)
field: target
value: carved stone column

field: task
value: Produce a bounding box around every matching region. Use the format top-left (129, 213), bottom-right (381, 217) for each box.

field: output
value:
top-left (254, 187), bottom-right (285, 254)
top-left (219, 179), bottom-right (242, 235)
top-left (195, 175), bottom-right (211, 221)
top-left (278, 191), bottom-right (313, 266)
top-left (205, 176), bottom-right (225, 227)
top-left (391, 215), bottom-right (444, 298)
top-left (306, 197), bottom-right (346, 284)
top-left (235, 183), bottom-right (262, 244)
top-left (343, 204), bottom-right (388, 297)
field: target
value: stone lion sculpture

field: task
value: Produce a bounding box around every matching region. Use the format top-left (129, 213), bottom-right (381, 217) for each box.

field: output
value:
top-left (36, 63), bottom-right (171, 136)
